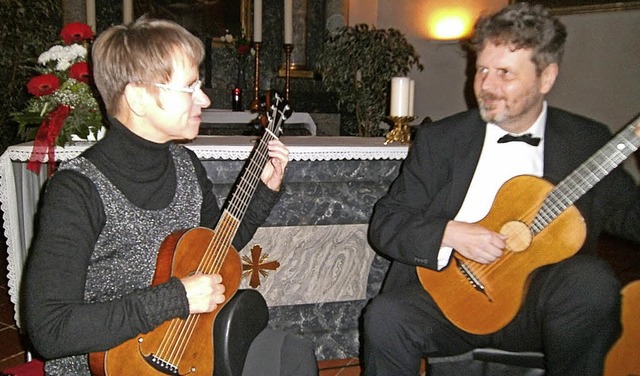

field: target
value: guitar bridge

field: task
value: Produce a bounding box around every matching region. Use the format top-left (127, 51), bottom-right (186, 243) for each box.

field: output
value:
top-left (455, 258), bottom-right (492, 303)
top-left (143, 353), bottom-right (180, 375)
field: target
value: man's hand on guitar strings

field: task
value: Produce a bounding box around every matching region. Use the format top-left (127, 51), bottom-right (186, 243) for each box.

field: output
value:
top-left (181, 273), bottom-right (226, 314)
top-left (442, 220), bottom-right (507, 264)
top-left (260, 140), bottom-right (290, 192)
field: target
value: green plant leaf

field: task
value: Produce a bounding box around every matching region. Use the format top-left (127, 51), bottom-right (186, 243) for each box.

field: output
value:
top-left (316, 24), bottom-right (423, 136)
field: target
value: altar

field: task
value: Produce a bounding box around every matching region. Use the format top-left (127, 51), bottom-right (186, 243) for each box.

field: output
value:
top-left (0, 136), bottom-right (408, 360)
top-left (199, 109), bottom-right (318, 136)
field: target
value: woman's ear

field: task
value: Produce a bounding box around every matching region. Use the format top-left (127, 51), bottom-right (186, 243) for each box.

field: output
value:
top-left (123, 83), bottom-right (148, 116)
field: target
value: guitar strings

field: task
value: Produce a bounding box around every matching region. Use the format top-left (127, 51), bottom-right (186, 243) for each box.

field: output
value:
top-left (153, 110), bottom-right (284, 371)
top-left (153, 164), bottom-right (265, 369)
top-left (466, 201), bottom-right (542, 280)
top-left (534, 123), bottom-right (638, 234)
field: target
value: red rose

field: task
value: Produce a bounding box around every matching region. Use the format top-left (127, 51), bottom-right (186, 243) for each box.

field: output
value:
top-left (237, 44), bottom-right (251, 55)
top-left (60, 22), bottom-right (94, 45)
top-left (69, 62), bottom-right (91, 83)
top-left (26, 74), bottom-right (61, 96)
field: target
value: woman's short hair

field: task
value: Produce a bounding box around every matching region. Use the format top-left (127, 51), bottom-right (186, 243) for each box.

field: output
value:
top-left (92, 16), bottom-right (205, 115)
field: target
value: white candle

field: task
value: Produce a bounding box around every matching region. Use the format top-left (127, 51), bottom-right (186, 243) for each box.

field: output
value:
top-left (123, 0), bottom-right (133, 24)
top-left (86, 0), bottom-right (96, 31)
top-left (408, 79), bottom-right (415, 117)
top-left (284, 0), bottom-right (293, 44)
top-left (253, 0), bottom-right (262, 42)
top-left (390, 77), bottom-right (410, 117)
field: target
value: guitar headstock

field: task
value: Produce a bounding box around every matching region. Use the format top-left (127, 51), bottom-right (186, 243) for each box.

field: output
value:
top-left (263, 92), bottom-right (293, 138)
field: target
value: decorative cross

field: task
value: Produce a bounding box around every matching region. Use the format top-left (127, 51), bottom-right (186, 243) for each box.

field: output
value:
top-left (242, 244), bottom-right (280, 288)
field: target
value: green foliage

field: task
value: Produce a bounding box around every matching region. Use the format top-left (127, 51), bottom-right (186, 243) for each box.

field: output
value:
top-left (315, 24), bottom-right (423, 136)
top-left (0, 0), bottom-right (62, 152)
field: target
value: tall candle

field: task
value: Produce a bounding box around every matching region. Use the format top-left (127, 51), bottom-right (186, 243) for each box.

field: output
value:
top-left (123, 0), bottom-right (133, 24)
top-left (253, 0), bottom-right (262, 42)
top-left (390, 77), bottom-right (410, 117)
top-left (408, 79), bottom-right (415, 117)
top-left (86, 0), bottom-right (96, 31)
top-left (284, 0), bottom-right (293, 44)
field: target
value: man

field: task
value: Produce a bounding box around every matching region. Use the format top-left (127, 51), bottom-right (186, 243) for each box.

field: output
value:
top-left (23, 17), bottom-right (317, 375)
top-left (364, 3), bottom-right (640, 375)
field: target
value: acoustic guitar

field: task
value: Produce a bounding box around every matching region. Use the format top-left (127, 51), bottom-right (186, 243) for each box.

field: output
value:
top-left (604, 279), bottom-right (640, 375)
top-left (417, 115), bottom-right (640, 335)
top-left (89, 93), bottom-right (292, 375)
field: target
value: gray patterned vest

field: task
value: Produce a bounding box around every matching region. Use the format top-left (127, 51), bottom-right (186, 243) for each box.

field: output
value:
top-left (45, 144), bottom-right (202, 375)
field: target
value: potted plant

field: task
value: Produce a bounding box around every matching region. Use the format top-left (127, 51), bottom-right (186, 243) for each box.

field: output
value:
top-left (315, 24), bottom-right (423, 137)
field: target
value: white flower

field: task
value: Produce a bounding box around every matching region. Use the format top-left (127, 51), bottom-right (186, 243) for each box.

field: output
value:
top-left (38, 44), bottom-right (87, 66)
top-left (224, 34), bottom-right (234, 43)
top-left (56, 60), bottom-right (71, 71)
top-left (69, 44), bottom-right (87, 58)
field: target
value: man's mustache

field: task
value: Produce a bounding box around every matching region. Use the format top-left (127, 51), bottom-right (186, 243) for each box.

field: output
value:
top-left (478, 91), bottom-right (501, 101)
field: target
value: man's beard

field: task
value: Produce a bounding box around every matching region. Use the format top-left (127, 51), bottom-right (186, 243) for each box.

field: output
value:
top-left (477, 91), bottom-right (506, 124)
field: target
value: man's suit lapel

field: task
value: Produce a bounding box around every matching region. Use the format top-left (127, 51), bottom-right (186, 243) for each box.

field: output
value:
top-left (543, 108), bottom-right (574, 185)
top-left (446, 113), bottom-right (486, 214)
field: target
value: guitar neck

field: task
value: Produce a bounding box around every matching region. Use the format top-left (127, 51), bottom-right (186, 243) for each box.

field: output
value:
top-left (532, 119), bottom-right (640, 234)
top-left (215, 129), bottom-right (280, 239)
top-left (213, 94), bottom-right (290, 248)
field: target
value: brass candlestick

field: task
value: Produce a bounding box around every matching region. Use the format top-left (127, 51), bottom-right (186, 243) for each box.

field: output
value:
top-left (283, 44), bottom-right (293, 101)
top-left (385, 116), bottom-right (416, 145)
top-left (249, 42), bottom-right (262, 112)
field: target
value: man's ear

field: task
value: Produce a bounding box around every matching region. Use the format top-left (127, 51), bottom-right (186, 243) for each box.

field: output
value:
top-left (123, 83), bottom-right (148, 116)
top-left (540, 63), bottom-right (558, 95)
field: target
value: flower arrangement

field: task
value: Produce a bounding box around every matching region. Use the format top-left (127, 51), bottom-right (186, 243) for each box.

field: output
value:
top-left (12, 22), bottom-right (104, 174)
top-left (219, 30), bottom-right (253, 63)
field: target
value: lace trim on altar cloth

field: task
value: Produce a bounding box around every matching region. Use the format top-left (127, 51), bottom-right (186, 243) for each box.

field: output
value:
top-left (2, 136), bottom-right (410, 162)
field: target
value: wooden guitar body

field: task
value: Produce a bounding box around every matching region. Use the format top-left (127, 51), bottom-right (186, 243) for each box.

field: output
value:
top-left (417, 175), bottom-right (586, 335)
top-left (90, 227), bottom-right (242, 376)
top-left (604, 280), bottom-right (640, 376)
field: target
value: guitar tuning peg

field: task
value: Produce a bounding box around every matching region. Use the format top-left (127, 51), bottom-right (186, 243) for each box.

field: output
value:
top-left (282, 104), bottom-right (293, 118)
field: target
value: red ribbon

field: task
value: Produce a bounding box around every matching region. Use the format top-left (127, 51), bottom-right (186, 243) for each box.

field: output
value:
top-left (27, 105), bottom-right (71, 176)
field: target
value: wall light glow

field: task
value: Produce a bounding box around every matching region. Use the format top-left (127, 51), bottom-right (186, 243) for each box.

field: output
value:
top-left (428, 9), bottom-right (474, 40)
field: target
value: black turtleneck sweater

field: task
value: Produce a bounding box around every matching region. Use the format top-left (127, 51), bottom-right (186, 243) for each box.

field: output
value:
top-left (23, 118), bottom-right (280, 359)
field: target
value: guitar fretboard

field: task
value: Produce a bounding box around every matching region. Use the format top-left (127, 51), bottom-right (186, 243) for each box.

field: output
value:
top-left (199, 95), bottom-right (291, 275)
top-left (531, 120), bottom-right (640, 234)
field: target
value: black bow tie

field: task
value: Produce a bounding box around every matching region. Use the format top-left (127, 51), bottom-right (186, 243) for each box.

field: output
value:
top-left (497, 133), bottom-right (541, 146)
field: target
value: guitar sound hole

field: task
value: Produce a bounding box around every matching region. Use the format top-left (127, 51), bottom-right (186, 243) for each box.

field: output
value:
top-left (500, 220), bottom-right (532, 252)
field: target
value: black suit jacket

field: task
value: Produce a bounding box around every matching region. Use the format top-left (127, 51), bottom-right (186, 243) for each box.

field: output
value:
top-left (369, 107), bottom-right (640, 292)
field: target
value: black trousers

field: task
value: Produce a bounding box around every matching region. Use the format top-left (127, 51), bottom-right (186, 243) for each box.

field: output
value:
top-left (363, 254), bottom-right (621, 376)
